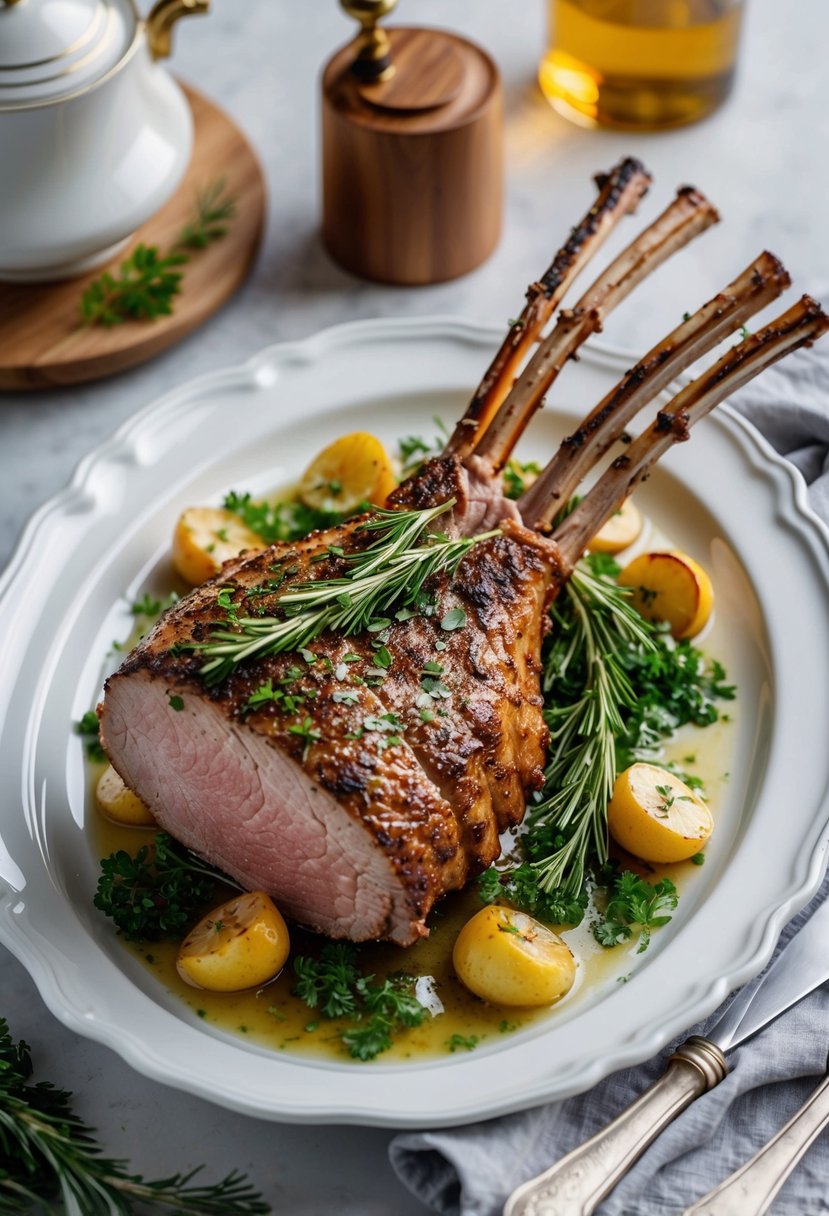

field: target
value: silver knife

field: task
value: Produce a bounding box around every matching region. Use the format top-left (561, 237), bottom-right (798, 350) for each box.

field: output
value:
top-left (503, 896), bottom-right (829, 1216)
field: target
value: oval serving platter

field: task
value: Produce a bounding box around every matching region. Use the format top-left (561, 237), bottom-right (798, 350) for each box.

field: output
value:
top-left (2, 316), bottom-right (829, 1127)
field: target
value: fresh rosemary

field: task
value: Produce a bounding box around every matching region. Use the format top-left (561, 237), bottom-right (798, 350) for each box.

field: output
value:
top-left (480, 551), bottom-right (734, 933)
top-left (197, 500), bottom-right (499, 685)
top-left (0, 1017), bottom-right (267, 1214)
top-left (528, 559), bottom-right (655, 898)
top-left (80, 179), bottom-right (237, 327)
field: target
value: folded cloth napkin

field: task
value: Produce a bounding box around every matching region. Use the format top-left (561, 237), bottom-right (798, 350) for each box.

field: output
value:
top-left (390, 344), bottom-right (829, 1216)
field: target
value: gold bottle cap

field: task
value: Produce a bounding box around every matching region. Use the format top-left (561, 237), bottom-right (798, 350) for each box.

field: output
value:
top-left (339, 0), bottom-right (397, 82)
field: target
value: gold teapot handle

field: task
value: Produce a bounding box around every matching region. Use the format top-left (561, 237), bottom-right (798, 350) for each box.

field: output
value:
top-left (146, 0), bottom-right (210, 61)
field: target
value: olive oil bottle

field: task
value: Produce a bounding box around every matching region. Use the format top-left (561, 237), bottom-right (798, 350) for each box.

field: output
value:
top-left (539, 0), bottom-right (744, 130)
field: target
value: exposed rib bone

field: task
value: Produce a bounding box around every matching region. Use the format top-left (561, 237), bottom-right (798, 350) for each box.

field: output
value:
top-left (518, 251), bottom-right (791, 528)
top-left (472, 186), bottom-right (720, 473)
top-left (444, 158), bottom-right (652, 459)
top-left (551, 295), bottom-right (829, 569)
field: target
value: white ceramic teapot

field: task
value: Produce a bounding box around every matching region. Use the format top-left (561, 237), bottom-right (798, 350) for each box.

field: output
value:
top-left (0, 0), bottom-right (209, 282)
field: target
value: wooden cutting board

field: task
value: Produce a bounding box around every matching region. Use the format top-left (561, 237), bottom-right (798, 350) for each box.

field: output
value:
top-left (0, 84), bottom-right (266, 391)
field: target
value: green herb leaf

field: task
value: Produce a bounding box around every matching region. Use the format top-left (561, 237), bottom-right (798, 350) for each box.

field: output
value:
top-left (439, 608), bottom-right (467, 632)
top-left (80, 244), bottom-right (188, 327)
top-left (593, 872), bottom-right (679, 953)
top-left (292, 946), bottom-right (427, 1059)
top-left (93, 833), bottom-right (235, 942)
top-left (75, 709), bottom-right (106, 762)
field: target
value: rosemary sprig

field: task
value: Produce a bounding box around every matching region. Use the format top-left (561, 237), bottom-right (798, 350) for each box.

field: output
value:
top-left (197, 500), bottom-right (499, 685)
top-left (80, 179), bottom-right (237, 327)
top-left (0, 1017), bottom-right (268, 1214)
top-left (176, 178), bottom-right (236, 250)
top-left (526, 559), bottom-right (655, 898)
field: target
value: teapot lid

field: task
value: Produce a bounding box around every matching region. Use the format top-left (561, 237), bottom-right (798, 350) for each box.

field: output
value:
top-left (0, 0), bottom-right (136, 108)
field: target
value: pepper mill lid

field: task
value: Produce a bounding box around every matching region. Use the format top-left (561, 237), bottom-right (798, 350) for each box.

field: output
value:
top-left (321, 0), bottom-right (503, 285)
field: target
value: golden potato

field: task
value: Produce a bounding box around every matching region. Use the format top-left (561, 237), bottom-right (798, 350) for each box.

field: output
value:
top-left (587, 498), bottom-right (643, 555)
top-left (298, 432), bottom-right (397, 515)
top-left (453, 905), bottom-right (576, 1008)
top-left (171, 507), bottom-right (264, 586)
top-left (617, 550), bottom-right (714, 638)
top-left (96, 765), bottom-right (156, 828)
top-left (608, 763), bottom-right (713, 864)
top-left (176, 891), bottom-right (290, 992)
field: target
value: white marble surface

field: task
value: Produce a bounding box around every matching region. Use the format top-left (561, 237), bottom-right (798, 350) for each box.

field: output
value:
top-left (1, 1), bottom-right (828, 1211)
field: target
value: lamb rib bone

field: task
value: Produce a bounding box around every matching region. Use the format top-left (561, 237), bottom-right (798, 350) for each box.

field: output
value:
top-left (552, 295), bottom-right (829, 567)
top-left (518, 250), bottom-right (791, 529)
top-left (471, 186), bottom-right (720, 474)
top-left (444, 157), bottom-right (652, 459)
top-left (392, 186), bottom-right (721, 537)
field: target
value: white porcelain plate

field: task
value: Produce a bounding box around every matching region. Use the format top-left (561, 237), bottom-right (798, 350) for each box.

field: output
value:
top-left (2, 317), bottom-right (829, 1127)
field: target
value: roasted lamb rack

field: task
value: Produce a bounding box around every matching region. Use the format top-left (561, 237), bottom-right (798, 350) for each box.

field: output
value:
top-left (99, 168), bottom-right (828, 947)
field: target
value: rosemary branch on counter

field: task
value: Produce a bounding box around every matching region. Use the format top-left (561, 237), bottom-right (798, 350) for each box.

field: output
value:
top-left (197, 499), bottom-right (499, 685)
top-left (0, 1018), bottom-right (268, 1215)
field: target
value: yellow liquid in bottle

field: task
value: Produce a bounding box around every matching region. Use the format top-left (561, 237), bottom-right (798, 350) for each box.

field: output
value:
top-left (539, 0), bottom-right (744, 130)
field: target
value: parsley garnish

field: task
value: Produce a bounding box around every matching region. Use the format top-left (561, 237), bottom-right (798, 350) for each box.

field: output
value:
top-left (75, 709), bottom-right (106, 762)
top-left (292, 945), bottom-right (427, 1060)
top-left (593, 872), bottom-right (678, 954)
top-left (446, 1033), bottom-right (480, 1053)
top-left (94, 833), bottom-right (235, 941)
top-left (223, 491), bottom-right (347, 545)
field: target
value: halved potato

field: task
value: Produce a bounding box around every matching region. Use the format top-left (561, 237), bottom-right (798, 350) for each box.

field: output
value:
top-left (176, 891), bottom-right (290, 992)
top-left (453, 905), bottom-right (576, 1007)
top-left (96, 765), bottom-right (156, 828)
top-left (172, 507), bottom-right (264, 586)
top-left (298, 432), bottom-right (397, 515)
top-left (617, 549), bottom-right (713, 638)
top-left (608, 763), bottom-right (713, 864)
top-left (587, 498), bottom-right (643, 555)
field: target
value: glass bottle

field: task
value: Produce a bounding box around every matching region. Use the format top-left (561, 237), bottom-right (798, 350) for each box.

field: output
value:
top-left (539, 0), bottom-right (745, 130)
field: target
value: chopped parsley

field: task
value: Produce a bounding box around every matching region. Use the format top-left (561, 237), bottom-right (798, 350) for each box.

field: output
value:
top-left (94, 833), bottom-right (233, 941)
top-left (75, 709), bottom-right (106, 762)
top-left (292, 944), bottom-right (426, 1060)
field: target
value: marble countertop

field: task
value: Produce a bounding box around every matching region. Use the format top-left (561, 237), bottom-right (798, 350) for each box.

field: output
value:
top-left (1, 1), bottom-right (827, 1211)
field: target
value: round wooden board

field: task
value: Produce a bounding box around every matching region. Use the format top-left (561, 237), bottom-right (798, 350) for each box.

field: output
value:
top-left (0, 84), bottom-right (266, 391)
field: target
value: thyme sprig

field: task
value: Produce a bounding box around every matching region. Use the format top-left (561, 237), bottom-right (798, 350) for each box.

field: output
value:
top-left (0, 1017), bottom-right (268, 1214)
top-left (197, 500), bottom-right (498, 685)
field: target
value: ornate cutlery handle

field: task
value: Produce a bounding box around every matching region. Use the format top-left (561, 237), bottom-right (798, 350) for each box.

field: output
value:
top-left (683, 1070), bottom-right (829, 1216)
top-left (503, 1037), bottom-right (727, 1216)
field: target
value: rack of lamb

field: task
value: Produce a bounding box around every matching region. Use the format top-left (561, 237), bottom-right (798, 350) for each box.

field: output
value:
top-left (99, 160), bottom-right (828, 946)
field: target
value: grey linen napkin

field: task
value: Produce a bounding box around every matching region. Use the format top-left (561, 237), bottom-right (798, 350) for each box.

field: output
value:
top-left (389, 345), bottom-right (829, 1216)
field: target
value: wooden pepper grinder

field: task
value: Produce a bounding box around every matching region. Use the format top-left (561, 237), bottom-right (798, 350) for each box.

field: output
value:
top-left (321, 0), bottom-right (503, 285)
